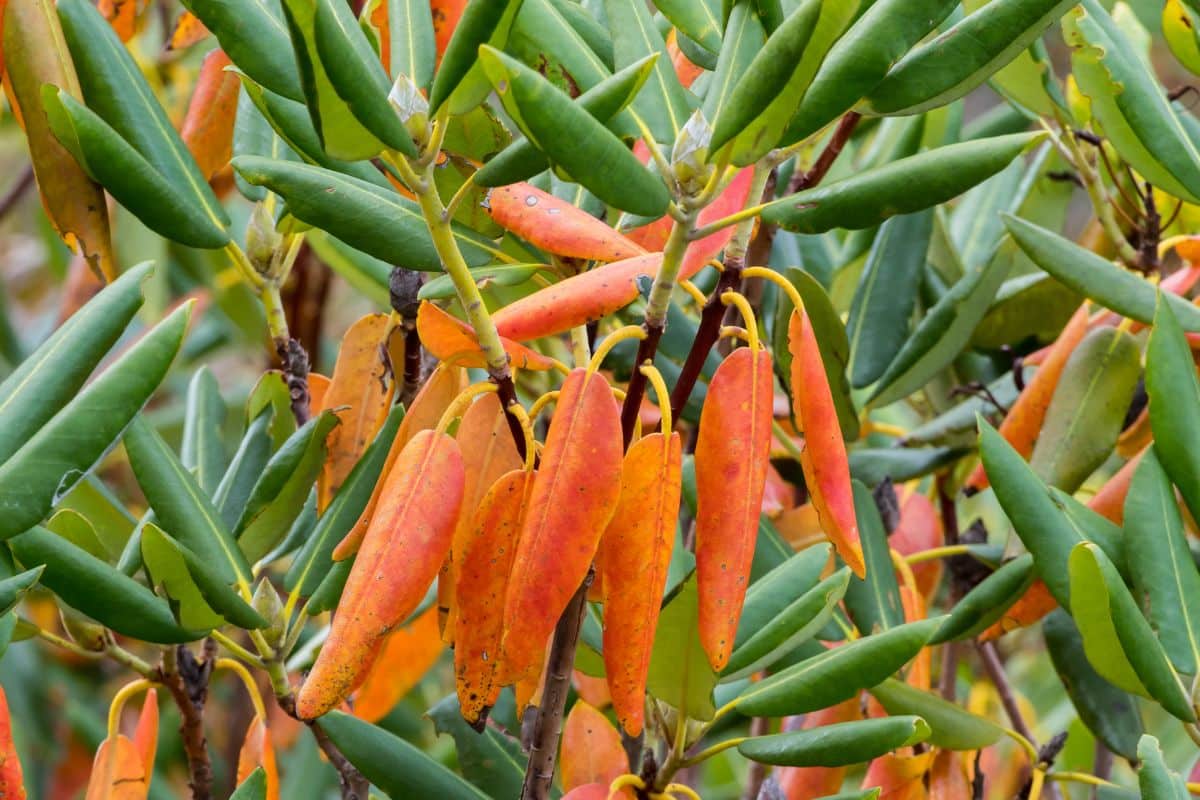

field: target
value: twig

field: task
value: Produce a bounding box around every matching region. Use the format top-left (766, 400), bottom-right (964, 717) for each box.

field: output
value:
top-left (271, 670), bottom-right (371, 799)
top-left (157, 640), bottom-right (217, 800)
top-left (0, 165), bottom-right (35, 221)
top-left (787, 112), bottom-right (861, 193)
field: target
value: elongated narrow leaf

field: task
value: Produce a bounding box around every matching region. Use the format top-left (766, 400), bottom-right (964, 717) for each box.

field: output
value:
top-left (843, 481), bottom-right (900, 633)
top-left (181, 49), bottom-right (240, 181)
top-left (932, 555), bottom-right (1034, 643)
top-left (603, 0), bottom-right (692, 143)
top-left (865, 0), bottom-right (1076, 116)
top-left (141, 520), bottom-right (227, 631)
top-left (373, 0), bottom-right (435, 87)
top-left (179, 0), bottom-right (302, 100)
top-left (647, 573), bottom-right (718, 721)
top-left (181, 367), bottom-right (227, 495)
top-left (1138, 735), bottom-right (1190, 800)
top-left (700, 2), bottom-right (765, 127)
top-left (740, 716), bottom-right (930, 767)
top-left (429, 0), bottom-right (515, 112)
top-left (485, 183), bottom-right (645, 262)
top-left (429, 694), bottom-right (529, 796)
top-left (1146, 294), bottom-right (1200, 530)
top-left (763, 133), bottom-right (1043, 234)
top-left (0, 304), bottom-right (191, 541)
top-left (147, 523), bottom-right (267, 629)
top-left (869, 680), bottom-right (1003, 750)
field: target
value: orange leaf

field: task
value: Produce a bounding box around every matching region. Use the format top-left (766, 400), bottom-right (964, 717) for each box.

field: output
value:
top-left (665, 28), bottom-right (705, 89)
top-left (298, 429), bottom-right (465, 718)
top-left (442, 393), bottom-right (523, 643)
top-left (3, 0), bottom-right (116, 281)
top-left (455, 469), bottom-right (534, 728)
top-left (979, 578), bottom-right (1058, 641)
top-left (417, 301), bottom-right (557, 371)
top-left (96, 0), bottom-right (136, 41)
top-left (695, 347), bottom-right (774, 670)
top-left (598, 431), bottom-right (682, 736)
top-left (308, 372), bottom-right (331, 416)
top-left (180, 49), bottom-right (240, 182)
top-left (129, 690), bottom-right (157, 775)
top-left (562, 784), bottom-right (613, 800)
top-left (560, 701), bottom-right (629, 792)
top-left (338, 364), bottom-right (466, 559)
top-left (492, 253), bottom-right (667, 342)
top-left (889, 491), bottom-right (943, 600)
top-left (485, 183), bottom-right (647, 262)
top-left (0, 686), bottom-right (25, 799)
top-left (354, 605), bottom-right (445, 722)
top-left (788, 310), bottom-right (864, 577)
top-left (864, 750), bottom-right (934, 800)
top-left (775, 700), bottom-right (862, 799)
top-left (1087, 444), bottom-right (1148, 524)
top-left (928, 750), bottom-right (971, 800)
top-left (319, 314), bottom-right (396, 511)
top-left (431, 0), bottom-right (467, 60)
top-left (900, 585), bottom-right (931, 691)
top-left (236, 717), bottom-right (280, 800)
top-left (501, 369), bottom-right (623, 683)
top-left (1117, 404), bottom-right (1152, 458)
top-left (167, 11), bottom-right (209, 51)
top-left (966, 304), bottom-right (1090, 490)
top-left (85, 736), bottom-right (148, 800)
top-left (368, 0), bottom-right (392, 74)
top-left (572, 670), bottom-right (612, 709)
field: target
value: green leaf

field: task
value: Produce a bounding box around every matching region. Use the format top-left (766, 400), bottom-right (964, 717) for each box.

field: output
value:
top-left (846, 211), bottom-right (932, 389)
top-left (58, 0), bottom-right (230, 236)
top-left (903, 371), bottom-right (1023, 446)
top-left (231, 767), bottom-right (269, 800)
top-left (864, 0), bottom-right (1077, 116)
top-left (312, 0), bottom-right (417, 157)
top-left (868, 679), bottom-right (1003, 750)
top-left (181, 367), bottom-right (227, 496)
top-left (786, 0), bottom-right (959, 142)
top-left (932, 554), bottom-right (1035, 643)
top-left (285, 404), bottom-right (403, 598)
top-left (1164, 0), bottom-right (1200, 76)
top-left (847, 447), bottom-right (967, 486)
top-left (507, 0), bottom-right (613, 102)
top-left (419, 264), bottom-right (549, 301)
top-left (317, 711), bottom-right (489, 798)
top-left (10, 525), bottom-right (200, 643)
top-left (1146, 294), bottom-right (1200, 531)
top-left (42, 89), bottom-right (230, 249)
top-left (1125, 447), bottom-right (1200, 677)
top-left (382, 0), bottom-right (435, 87)
top-left (46, 508), bottom-right (106, 559)
top-left (1043, 609), bottom-right (1143, 761)
top-left (141, 521), bottom-right (227, 632)
top-left (734, 618), bottom-right (941, 717)
top-left (647, 573), bottom-right (718, 721)
top-left (773, 267), bottom-right (858, 439)
top-left (1005, 215), bottom-right (1200, 331)
top-left (1028, 326), bottom-right (1140, 493)
top-left (1137, 735), bottom-right (1191, 800)
top-left (307, 232), bottom-right (392, 306)
top-left (0, 303), bottom-right (191, 541)
top-left (428, 694), bottom-right (532, 799)
top-left (0, 262), bottom-right (149, 465)
top-left (738, 716), bottom-right (930, 767)
top-left (429, 0), bottom-right (516, 113)
top-left (178, 0), bottom-right (303, 100)
top-left (971, 272), bottom-right (1082, 350)
top-left (280, 0), bottom-right (388, 160)
top-left (214, 410), bottom-right (276, 531)
top-left (480, 46), bottom-right (669, 218)
top-left (1065, 0), bottom-right (1200, 204)
top-left (1069, 541), bottom-right (1194, 721)
top-left (0, 567), bottom-right (43, 617)
top-left (124, 415), bottom-right (252, 586)
top-left (305, 557), bottom-right (352, 615)
top-left (844, 481), bottom-right (902, 634)
top-left (762, 133), bottom-right (1044, 234)
top-left (603, 0), bottom-right (692, 143)
top-left (237, 411), bottom-right (339, 564)
top-left (475, 53), bottom-right (658, 188)
top-left (233, 157), bottom-right (499, 270)
top-left (715, 0), bottom-right (859, 165)
top-left (867, 245), bottom-right (1012, 408)
top-left (700, 2), bottom-right (765, 128)
top-left (656, 0), bottom-right (721, 54)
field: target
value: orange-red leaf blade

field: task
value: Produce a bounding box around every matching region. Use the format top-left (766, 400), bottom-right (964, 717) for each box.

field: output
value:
top-left (354, 605), bottom-right (445, 722)
top-left (180, 49), bottom-right (240, 182)
top-left (0, 686), bottom-right (25, 800)
top-left (417, 301), bottom-right (556, 371)
top-left (560, 701), bottom-right (629, 793)
top-left (485, 183), bottom-right (647, 262)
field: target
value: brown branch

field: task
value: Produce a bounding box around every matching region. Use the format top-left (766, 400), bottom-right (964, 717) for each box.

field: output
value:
top-left (787, 112), bottom-right (861, 194)
top-left (620, 325), bottom-right (666, 447)
top-left (276, 337), bottom-right (312, 426)
top-left (157, 640), bottom-right (217, 800)
top-left (520, 573), bottom-right (592, 800)
top-left (274, 680), bottom-right (371, 798)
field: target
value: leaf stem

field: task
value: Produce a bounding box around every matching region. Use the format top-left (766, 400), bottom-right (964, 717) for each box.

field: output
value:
top-left (679, 735), bottom-right (747, 767)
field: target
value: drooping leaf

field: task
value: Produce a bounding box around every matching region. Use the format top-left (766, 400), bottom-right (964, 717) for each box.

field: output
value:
top-left (868, 680), bottom-right (1003, 750)
top-left (739, 716), bottom-right (930, 767)
top-left (603, 0), bottom-right (692, 143)
top-left (647, 573), bottom-right (718, 721)
top-left (178, 0), bottom-right (303, 100)
top-left (1146, 294), bottom-right (1200, 530)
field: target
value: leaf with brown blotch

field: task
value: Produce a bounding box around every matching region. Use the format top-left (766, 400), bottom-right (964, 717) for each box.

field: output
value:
top-left (96, 0), bottom-right (136, 41)
top-left (560, 701), bottom-right (630, 793)
top-left (0, 686), bottom-right (25, 799)
top-left (236, 717), bottom-right (280, 800)
top-left (298, 429), bottom-right (465, 719)
top-left (695, 347), bottom-right (774, 671)
top-left (416, 301), bottom-right (557, 371)
top-left (455, 468), bottom-right (533, 728)
top-left (599, 431), bottom-right (682, 737)
top-left (337, 363), bottom-right (466, 560)
top-left (788, 310), bottom-right (864, 578)
top-left (501, 368), bottom-right (623, 684)
top-left (129, 690), bottom-right (157, 776)
top-left (167, 10), bottom-right (209, 51)
top-left (85, 735), bottom-right (148, 800)
top-left (492, 253), bottom-right (666, 342)
top-left (485, 183), bottom-right (646, 262)
top-left (354, 605), bottom-right (445, 723)
top-left (318, 314), bottom-right (396, 511)
top-left (965, 303), bottom-right (1090, 491)
top-left (441, 393), bottom-right (523, 644)
top-left (2, 0), bottom-right (116, 282)
top-left (979, 578), bottom-right (1057, 641)
top-left (181, 49), bottom-right (240, 182)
